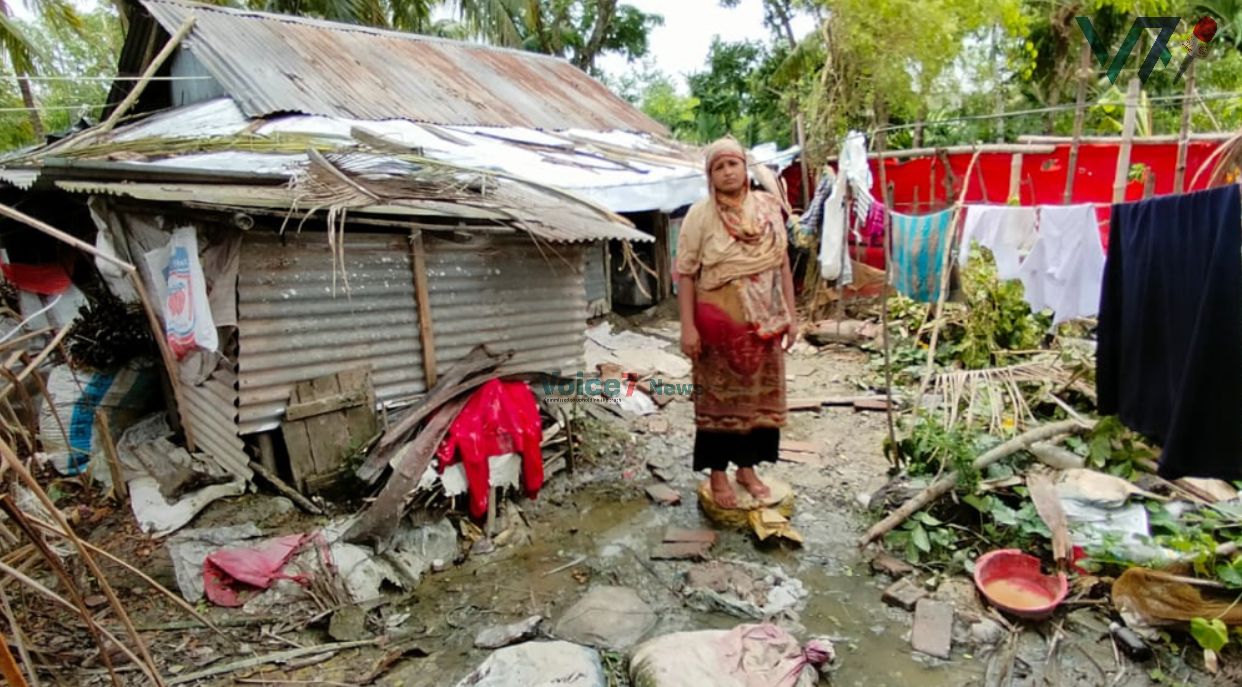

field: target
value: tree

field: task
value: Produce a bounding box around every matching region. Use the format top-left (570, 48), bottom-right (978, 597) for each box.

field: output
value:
top-left (0, 0), bottom-right (84, 140)
top-left (0, 7), bottom-right (120, 149)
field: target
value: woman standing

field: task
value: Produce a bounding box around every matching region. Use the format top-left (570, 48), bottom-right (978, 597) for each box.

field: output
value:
top-left (676, 137), bottom-right (798, 509)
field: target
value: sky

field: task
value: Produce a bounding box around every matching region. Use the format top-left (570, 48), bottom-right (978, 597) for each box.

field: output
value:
top-left (597, 0), bottom-right (818, 93)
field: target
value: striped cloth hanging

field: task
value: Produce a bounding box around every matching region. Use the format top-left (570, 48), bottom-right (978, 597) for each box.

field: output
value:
top-left (890, 209), bottom-right (955, 302)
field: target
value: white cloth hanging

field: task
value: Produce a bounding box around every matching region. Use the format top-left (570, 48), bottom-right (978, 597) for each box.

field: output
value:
top-left (1017, 205), bottom-right (1105, 325)
top-left (959, 205), bottom-right (1038, 280)
top-left (817, 166), bottom-right (848, 282)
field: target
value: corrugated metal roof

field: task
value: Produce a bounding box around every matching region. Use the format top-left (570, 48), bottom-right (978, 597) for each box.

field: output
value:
top-left (237, 231), bottom-right (426, 434)
top-left (424, 233), bottom-right (587, 378)
top-left (139, 0), bottom-right (667, 135)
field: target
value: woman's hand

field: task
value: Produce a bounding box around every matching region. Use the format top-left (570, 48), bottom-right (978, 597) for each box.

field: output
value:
top-left (681, 325), bottom-right (702, 359)
top-left (782, 316), bottom-right (799, 352)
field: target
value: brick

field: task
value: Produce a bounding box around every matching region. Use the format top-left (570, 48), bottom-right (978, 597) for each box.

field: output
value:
top-left (651, 541), bottom-right (711, 561)
top-left (870, 553), bottom-right (916, 579)
top-left (645, 484), bottom-right (681, 506)
top-left (882, 577), bottom-right (927, 611)
top-left (663, 528), bottom-right (718, 545)
top-left (912, 599), bottom-right (954, 659)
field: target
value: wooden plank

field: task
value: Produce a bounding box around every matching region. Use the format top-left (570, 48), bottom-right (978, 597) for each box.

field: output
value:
top-left (1008, 153), bottom-right (1023, 203)
top-left (282, 383), bottom-right (315, 492)
top-left (306, 373), bottom-right (349, 477)
top-left (341, 368), bottom-right (379, 461)
top-left (284, 388), bottom-right (368, 421)
top-left (409, 230), bottom-right (437, 388)
top-left (654, 212), bottom-right (671, 301)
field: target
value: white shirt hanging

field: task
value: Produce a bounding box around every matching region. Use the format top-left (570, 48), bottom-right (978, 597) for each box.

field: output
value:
top-left (959, 205), bottom-right (1038, 280)
top-left (1017, 205), bottom-right (1105, 325)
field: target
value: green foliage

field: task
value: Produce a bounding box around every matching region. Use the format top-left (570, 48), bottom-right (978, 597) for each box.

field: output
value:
top-left (894, 417), bottom-right (982, 490)
top-left (1081, 416), bottom-right (1158, 477)
top-left (956, 248), bottom-right (1047, 369)
top-left (885, 510), bottom-right (960, 564)
top-left (1190, 617), bottom-right (1230, 653)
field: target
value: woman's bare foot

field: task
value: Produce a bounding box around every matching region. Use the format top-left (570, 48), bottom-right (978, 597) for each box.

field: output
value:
top-left (710, 470), bottom-right (738, 508)
top-left (736, 467), bottom-right (771, 501)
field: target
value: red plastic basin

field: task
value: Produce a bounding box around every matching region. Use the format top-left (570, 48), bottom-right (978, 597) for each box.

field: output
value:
top-left (973, 549), bottom-right (1068, 619)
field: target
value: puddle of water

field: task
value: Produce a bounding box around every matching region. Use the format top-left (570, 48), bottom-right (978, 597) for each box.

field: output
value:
top-left (798, 567), bottom-right (985, 687)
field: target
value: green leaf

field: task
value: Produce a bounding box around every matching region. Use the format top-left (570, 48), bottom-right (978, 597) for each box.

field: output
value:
top-left (914, 512), bottom-right (943, 527)
top-left (1190, 617), bottom-right (1229, 653)
top-left (963, 494), bottom-right (989, 512)
top-left (911, 523), bottom-right (931, 553)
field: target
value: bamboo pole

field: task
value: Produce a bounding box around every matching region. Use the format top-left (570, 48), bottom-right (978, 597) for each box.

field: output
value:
top-left (878, 166), bottom-right (898, 468)
top-left (0, 497), bottom-right (123, 687)
top-left (0, 582), bottom-right (37, 687)
top-left (98, 17), bottom-right (195, 134)
top-left (0, 442), bottom-right (167, 686)
top-left (1113, 78), bottom-right (1141, 204)
top-left (1174, 60), bottom-right (1195, 194)
top-left (1064, 45), bottom-right (1091, 204)
top-left (915, 150), bottom-right (982, 401)
top-left (859, 419), bottom-right (1091, 545)
top-left (1008, 153), bottom-right (1023, 202)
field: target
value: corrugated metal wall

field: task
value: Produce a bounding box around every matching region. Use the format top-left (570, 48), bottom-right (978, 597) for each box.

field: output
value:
top-left (182, 367), bottom-right (251, 478)
top-left (425, 234), bottom-right (587, 378)
top-left (585, 240), bottom-right (608, 316)
top-left (237, 230), bottom-right (588, 435)
top-left (237, 232), bottom-right (425, 434)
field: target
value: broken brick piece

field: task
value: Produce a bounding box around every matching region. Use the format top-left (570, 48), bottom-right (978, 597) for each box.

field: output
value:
top-left (663, 528), bottom-right (718, 545)
top-left (912, 599), bottom-right (954, 659)
top-left (882, 577), bottom-right (927, 611)
top-left (651, 541), bottom-right (711, 561)
top-left (645, 484), bottom-right (682, 506)
top-left (871, 553), bottom-right (916, 579)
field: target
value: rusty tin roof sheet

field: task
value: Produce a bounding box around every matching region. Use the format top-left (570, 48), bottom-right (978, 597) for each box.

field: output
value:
top-left (140, 0), bottom-right (668, 134)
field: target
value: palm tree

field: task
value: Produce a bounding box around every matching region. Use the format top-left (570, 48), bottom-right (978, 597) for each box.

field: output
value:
top-left (0, 0), bottom-right (84, 140)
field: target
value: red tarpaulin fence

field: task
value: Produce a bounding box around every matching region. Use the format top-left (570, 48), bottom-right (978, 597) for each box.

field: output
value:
top-left (859, 140), bottom-right (1226, 261)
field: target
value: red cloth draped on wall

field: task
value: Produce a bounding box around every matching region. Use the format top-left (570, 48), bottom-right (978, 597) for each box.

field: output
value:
top-left (435, 379), bottom-right (544, 520)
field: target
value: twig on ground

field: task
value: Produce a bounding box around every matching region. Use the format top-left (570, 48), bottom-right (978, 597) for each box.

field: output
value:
top-left (166, 640), bottom-right (377, 685)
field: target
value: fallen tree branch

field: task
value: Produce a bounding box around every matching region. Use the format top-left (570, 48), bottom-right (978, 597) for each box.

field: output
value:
top-left (859, 419), bottom-right (1093, 546)
top-left (166, 640), bottom-right (376, 685)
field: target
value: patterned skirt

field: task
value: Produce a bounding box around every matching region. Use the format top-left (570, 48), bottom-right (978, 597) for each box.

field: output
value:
top-left (691, 272), bottom-right (788, 433)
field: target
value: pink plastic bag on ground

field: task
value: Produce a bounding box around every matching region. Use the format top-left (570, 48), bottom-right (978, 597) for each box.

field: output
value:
top-left (203, 534), bottom-right (316, 607)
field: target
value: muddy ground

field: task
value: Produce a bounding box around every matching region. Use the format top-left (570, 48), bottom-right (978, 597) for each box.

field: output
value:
top-left (53, 320), bottom-right (1209, 686)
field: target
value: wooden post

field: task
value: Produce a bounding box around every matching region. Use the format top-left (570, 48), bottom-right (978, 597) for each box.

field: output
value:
top-left (409, 230), bottom-right (437, 388)
top-left (1065, 45), bottom-right (1091, 203)
top-left (1143, 171), bottom-right (1157, 199)
top-left (1114, 77), bottom-right (1141, 203)
top-left (1008, 154), bottom-right (1023, 203)
top-left (94, 410), bottom-right (127, 504)
top-left (1174, 60), bottom-right (1195, 194)
top-left (654, 212), bottom-right (671, 301)
top-left (795, 112), bottom-right (811, 207)
top-left (98, 17), bottom-right (195, 133)
top-left (877, 149), bottom-right (899, 467)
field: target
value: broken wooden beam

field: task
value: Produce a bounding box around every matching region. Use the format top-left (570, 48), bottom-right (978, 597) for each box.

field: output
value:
top-left (345, 395), bottom-right (470, 550)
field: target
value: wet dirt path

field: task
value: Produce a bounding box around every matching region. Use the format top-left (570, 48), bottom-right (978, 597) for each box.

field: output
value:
top-left (380, 343), bottom-right (989, 686)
